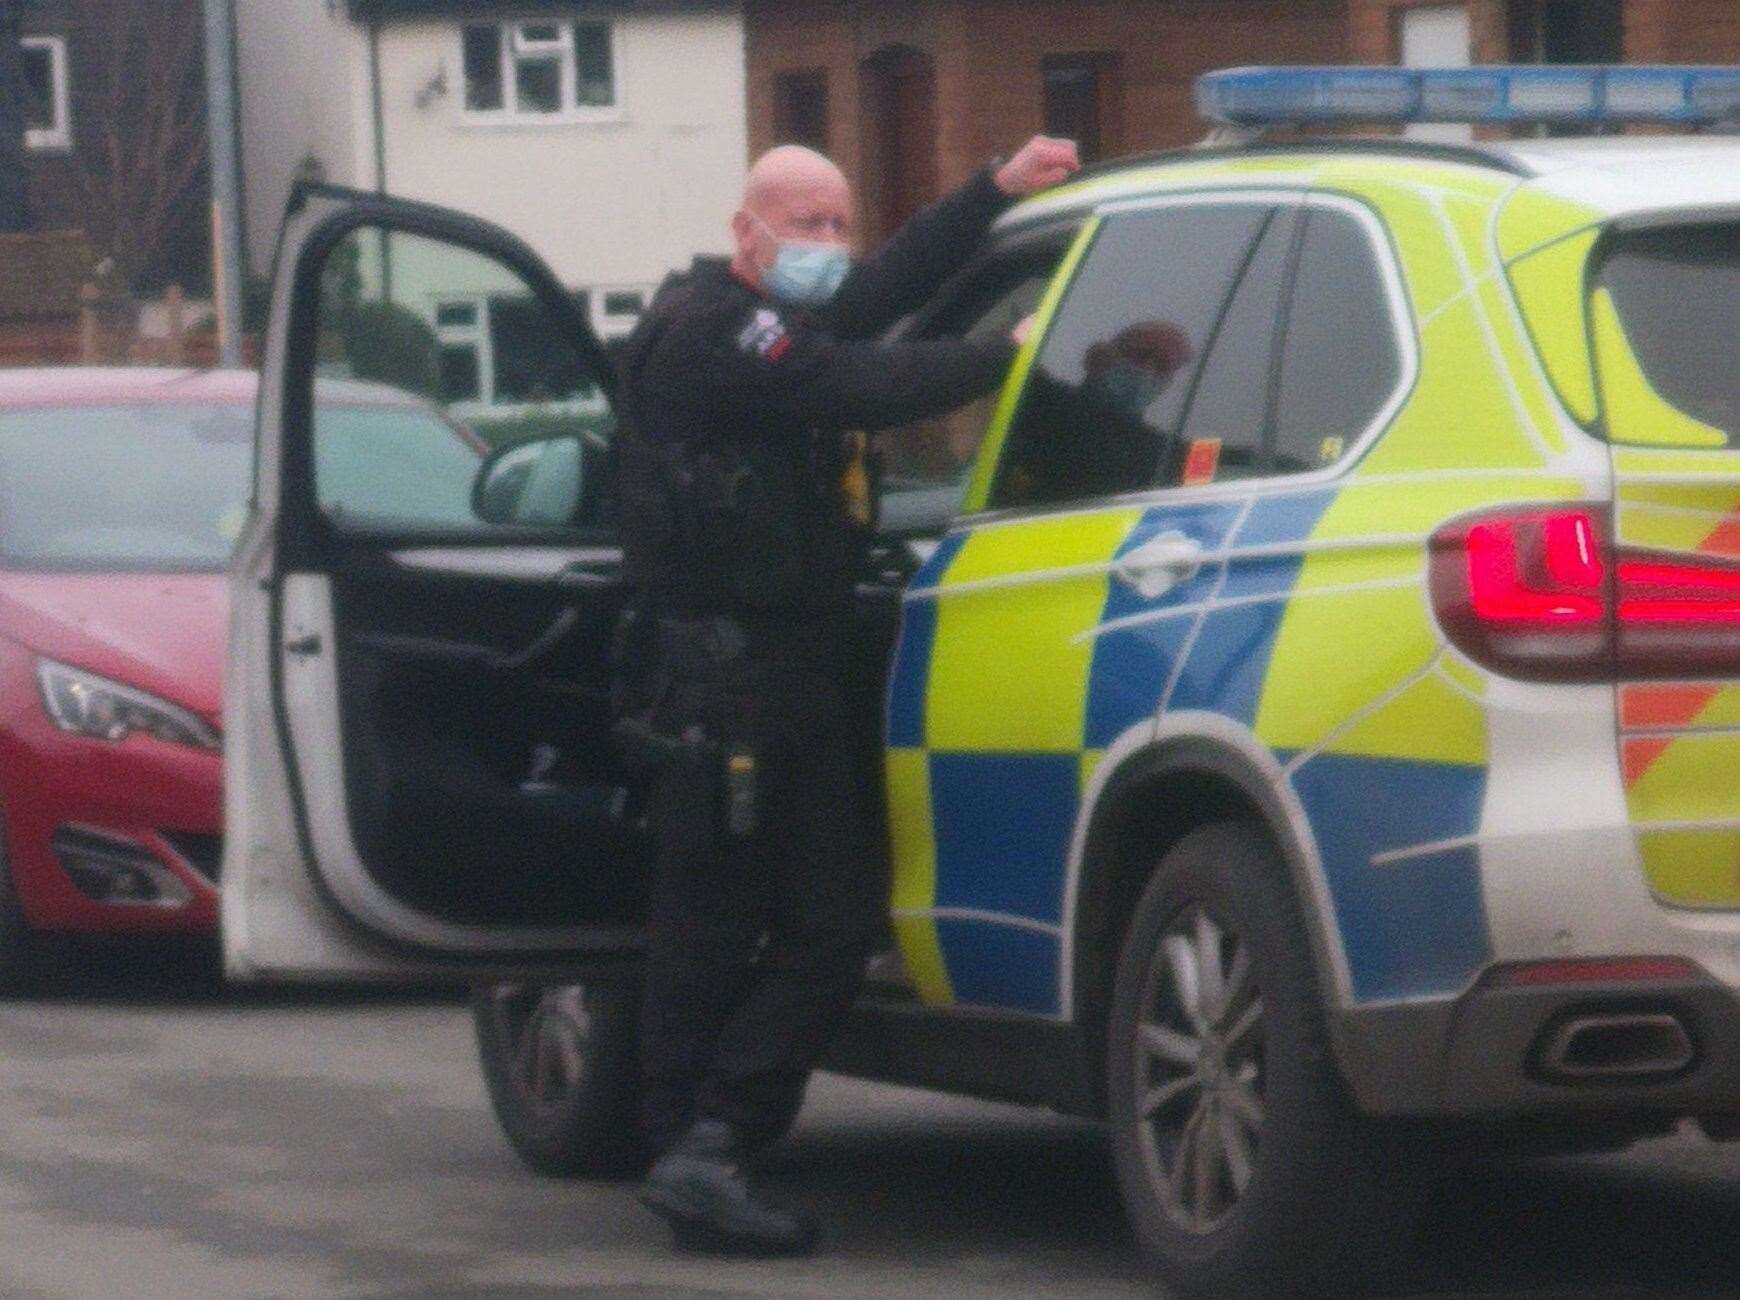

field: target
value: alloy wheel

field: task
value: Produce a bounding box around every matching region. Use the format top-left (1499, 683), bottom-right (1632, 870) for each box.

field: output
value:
top-left (1133, 906), bottom-right (1266, 1234)
top-left (488, 983), bottom-right (592, 1121)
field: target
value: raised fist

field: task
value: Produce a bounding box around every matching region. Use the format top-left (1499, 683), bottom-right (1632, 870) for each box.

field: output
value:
top-left (995, 136), bottom-right (1083, 197)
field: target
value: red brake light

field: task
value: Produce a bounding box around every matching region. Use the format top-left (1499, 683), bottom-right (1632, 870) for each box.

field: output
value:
top-left (1431, 504), bottom-right (1740, 681)
top-left (1431, 508), bottom-right (1613, 681)
top-left (1463, 512), bottom-right (1605, 627)
top-left (1618, 558), bottom-right (1740, 626)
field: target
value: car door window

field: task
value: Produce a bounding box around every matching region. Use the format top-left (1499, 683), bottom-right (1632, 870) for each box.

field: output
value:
top-left (874, 230), bottom-right (1076, 535)
top-left (1176, 205), bottom-right (1301, 484)
top-left (311, 228), bottom-right (612, 533)
top-left (989, 203), bottom-right (1273, 512)
top-left (1271, 206), bottom-right (1402, 472)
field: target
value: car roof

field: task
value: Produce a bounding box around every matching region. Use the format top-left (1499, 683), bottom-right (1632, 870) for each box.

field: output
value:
top-left (1005, 134), bottom-right (1740, 229)
top-left (0, 366), bottom-right (427, 410)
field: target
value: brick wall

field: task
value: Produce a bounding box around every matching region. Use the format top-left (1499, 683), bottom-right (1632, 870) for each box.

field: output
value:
top-left (748, 0), bottom-right (1740, 236)
top-left (746, 0), bottom-right (1349, 240)
top-left (1352, 0), bottom-right (1740, 64)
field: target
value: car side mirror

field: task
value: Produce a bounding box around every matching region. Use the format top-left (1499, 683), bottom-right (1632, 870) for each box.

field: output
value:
top-left (473, 434), bottom-right (585, 526)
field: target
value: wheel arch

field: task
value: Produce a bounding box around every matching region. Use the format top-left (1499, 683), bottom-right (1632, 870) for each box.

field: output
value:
top-left (1068, 723), bottom-right (1348, 1107)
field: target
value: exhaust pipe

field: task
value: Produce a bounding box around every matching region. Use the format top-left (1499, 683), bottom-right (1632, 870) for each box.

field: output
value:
top-left (1539, 1012), bottom-right (1694, 1081)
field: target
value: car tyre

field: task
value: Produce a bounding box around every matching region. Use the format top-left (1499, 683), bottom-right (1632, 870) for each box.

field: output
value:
top-left (472, 979), bottom-right (647, 1179)
top-left (1106, 820), bottom-right (1419, 1298)
top-left (0, 824), bottom-right (56, 993)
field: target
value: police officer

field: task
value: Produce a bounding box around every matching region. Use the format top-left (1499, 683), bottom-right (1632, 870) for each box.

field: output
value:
top-left (617, 137), bottom-right (1080, 1256)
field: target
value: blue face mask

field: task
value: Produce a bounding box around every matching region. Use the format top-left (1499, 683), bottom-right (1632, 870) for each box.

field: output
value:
top-left (753, 216), bottom-right (851, 306)
top-left (1090, 361), bottom-right (1170, 418)
top-left (764, 240), bottom-right (851, 306)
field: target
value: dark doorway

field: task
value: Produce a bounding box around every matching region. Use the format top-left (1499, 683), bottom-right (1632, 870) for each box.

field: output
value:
top-left (774, 68), bottom-right (830, 153)
top-left (1508, 0), bottom-right (1624, 64)
top-left (1043, 54), bottom-right (1123, 165)
top-left (860, 46), bottom-right (937, 247)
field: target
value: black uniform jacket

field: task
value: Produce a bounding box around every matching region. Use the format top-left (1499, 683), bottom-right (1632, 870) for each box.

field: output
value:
top-left (617, 166), bottom-right (1020, 623)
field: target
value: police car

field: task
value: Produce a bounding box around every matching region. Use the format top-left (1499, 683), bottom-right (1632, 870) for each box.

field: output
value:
top-left (227, 65), bottom-right (1740, 1295)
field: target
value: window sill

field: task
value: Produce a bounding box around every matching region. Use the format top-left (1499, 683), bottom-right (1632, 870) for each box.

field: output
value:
top-left (454, 109), bottom-right (626, 129)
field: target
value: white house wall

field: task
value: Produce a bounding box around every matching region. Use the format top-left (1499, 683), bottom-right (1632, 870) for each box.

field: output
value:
top-left (235, 0), bottom-right (370, 277)
top-left (376, 10), bottom-right (746, 296)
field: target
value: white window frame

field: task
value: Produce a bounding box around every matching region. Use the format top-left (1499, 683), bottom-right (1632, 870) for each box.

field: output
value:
top-left (433, 297), bottom-right (492, 405)
top-left (591, 284), bottom-right (651, 341)
top-left (457, 19), bottom-right (621, 125)
top-left (21, 35), bottom-right (72, 152)
top-left (433, 293), bottom-right (606, 420)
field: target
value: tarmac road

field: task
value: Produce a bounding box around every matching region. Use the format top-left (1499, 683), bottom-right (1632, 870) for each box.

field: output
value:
top-left (0, 948), bottom-right (1734, 1299)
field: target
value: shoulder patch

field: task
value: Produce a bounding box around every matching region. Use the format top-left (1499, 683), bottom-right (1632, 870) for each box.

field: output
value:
top-left (737, 307), bottom-right (793, 361)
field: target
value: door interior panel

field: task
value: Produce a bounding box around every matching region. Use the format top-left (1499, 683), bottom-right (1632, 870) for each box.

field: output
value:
top-left (327, 546), bottom-right (649, 927)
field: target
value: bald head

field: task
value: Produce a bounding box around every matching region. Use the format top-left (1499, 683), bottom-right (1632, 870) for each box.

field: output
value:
top-left (744, 145), bottom-right (849, 213)
top-left (731, 146), bottom-right (855, 292)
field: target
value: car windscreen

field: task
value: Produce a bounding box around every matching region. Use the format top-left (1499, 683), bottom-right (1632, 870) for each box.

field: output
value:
top-left (313, 401), bottom-right (483, 531)
top-left (0, 401), bottom-right (254, 572)
top-left (1594, 222), bottom-right (1740, 448)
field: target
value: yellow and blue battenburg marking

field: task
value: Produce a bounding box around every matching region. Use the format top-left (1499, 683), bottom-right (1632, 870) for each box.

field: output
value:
top-left (887, 482), bottom-right (1491, 1012)
top-left (886, 142), bottom-right (1739, 1017)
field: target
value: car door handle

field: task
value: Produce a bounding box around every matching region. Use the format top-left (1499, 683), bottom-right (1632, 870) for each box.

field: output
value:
top-left (284, 633), bottom-right (323, 658)
top-left (1112, 532), bottom-right (1203, 601)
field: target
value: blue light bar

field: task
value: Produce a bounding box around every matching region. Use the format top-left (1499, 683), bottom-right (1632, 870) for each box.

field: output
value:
top-left (1197, 66), bottom-right (1740, 130)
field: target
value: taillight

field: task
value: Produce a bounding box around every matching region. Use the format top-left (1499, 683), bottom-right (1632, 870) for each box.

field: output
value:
top-left (1430, 504), bottom-right (1740, 681)
top-left (1431, 507), bottom-right (1612, 681)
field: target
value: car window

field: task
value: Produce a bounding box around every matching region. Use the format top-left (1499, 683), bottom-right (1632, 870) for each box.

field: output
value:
top-left (314, 403), bottom-right (487, 530)
top-left (1177, 205), bottom-right (1300, 485)
top-left (874, 230), bottom-right (1075, 535)
top-left (1593, 221), bottom-right (1740, 448)
top-left (989, 203), bottom-right (1273, 512)
top-left (311, 227), bottom-right (614, 534)
top-left (0, 403), bottom-right (252, 571)
top-left (1271, 206), bottom-right (1402, 472)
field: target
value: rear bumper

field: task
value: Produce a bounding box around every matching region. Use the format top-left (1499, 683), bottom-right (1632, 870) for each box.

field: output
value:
top-left (1336, 967), bottom-right (1740, 1124)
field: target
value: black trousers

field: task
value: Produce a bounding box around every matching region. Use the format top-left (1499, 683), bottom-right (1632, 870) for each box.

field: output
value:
top-left (638, 617), bottom-right (885, 1155)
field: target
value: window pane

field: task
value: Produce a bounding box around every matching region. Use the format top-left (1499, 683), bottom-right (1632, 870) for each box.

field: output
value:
top-left (1179, 207), bottom-right (1298, 483)
top-left (992, 206), bottom-right (1270, 511)
top-left (515, 54), bottom-right (561, 113)
top-left (1043, 56), bottom-right (1117, 164)
top-left (518, 22), bottom-right (561, 45)
top-left (575, 23), bottom-right (614, 107)
top-left (462, 25), bottom-right (503, 111)
top-left (489, 294), bottom-right (593, 404)
top-left (315, 404), bottom-right (483, 529)
top-left (0, 404), bottom-right (250, 571)
top-left (1273, 209), bottom-right (1401, 472)
top-left (20, 45), bottom-right (54, 131)
top-left (1597, 222), bottom-right (1740, 444)
top-left (435, 301), bottom-right (477, 329)
top-left (774, 68), bottom-right (828, 151)
top-left (311, 228), bottom-right (614, 534)
top-left (438, 345), bottom-right (480, 402)
top-left (874, 235), bottom-right (1074, 534)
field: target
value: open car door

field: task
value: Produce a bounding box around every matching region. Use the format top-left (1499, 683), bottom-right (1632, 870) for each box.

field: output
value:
top-left (224, 184), bottom-right (646, 983)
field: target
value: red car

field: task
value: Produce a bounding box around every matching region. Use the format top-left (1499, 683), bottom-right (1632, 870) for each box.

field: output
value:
top-left (0, 367), bottom-right (485, 978)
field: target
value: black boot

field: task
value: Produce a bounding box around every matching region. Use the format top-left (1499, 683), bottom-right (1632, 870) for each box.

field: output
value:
top-left (639, 1120), bottom-right (819, 1257)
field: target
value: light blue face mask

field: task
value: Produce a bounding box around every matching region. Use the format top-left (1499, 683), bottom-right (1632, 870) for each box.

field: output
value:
top-left (1089, 360), bottom-right (1170, 418)
top-left (754, 216), bottom-right (851, 307)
